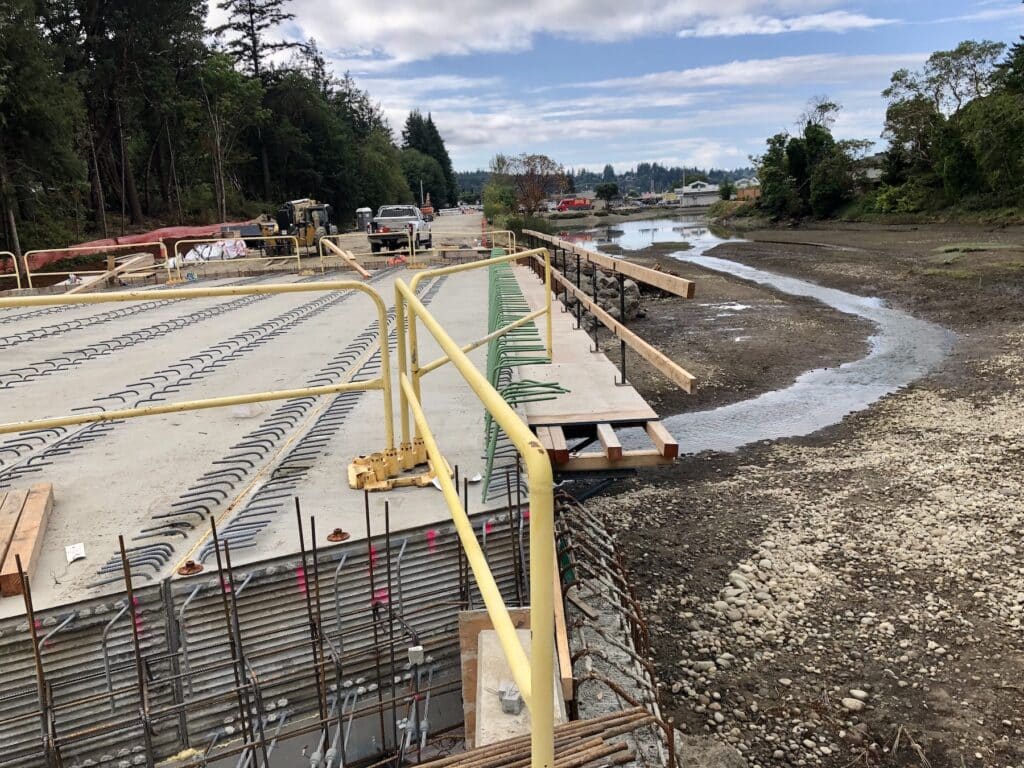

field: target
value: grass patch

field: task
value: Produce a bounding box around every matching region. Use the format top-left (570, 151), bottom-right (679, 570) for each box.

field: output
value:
top-left (920, 267), bottom-right (980, 280)
top-left (933, 243), bottom-right (1023, 254)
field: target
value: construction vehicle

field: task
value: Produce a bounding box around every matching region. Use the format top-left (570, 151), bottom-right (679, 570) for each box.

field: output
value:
top-left (276, 199), bottom-right (338, 249)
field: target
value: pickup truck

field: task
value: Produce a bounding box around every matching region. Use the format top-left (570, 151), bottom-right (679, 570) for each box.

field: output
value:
top-left (367, 205), bottom-right (432, 253)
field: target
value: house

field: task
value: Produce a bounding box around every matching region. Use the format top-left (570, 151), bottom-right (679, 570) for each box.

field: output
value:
top-left (674, 181), bottom-right (720, 207)
top-left (734, 176), bottom-right (761, 201)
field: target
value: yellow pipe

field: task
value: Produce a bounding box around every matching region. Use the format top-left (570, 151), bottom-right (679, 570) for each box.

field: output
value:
top-left (416, 307), bottom-right (547, 377)
top-left (404, 247), bottom-right (551, 435)
top-left (400, 373), bottom-right (534, 703)
top-left (395, 280), bottom-right (554, 768)
top-left (0, 380), bottom-right (381, 436)
top-left (23, 241), bottom-right (169, 289)
top-left (395, 287), bottom-right (412, 449)
top-left (0, 280), bottom-right (395, 451)
top-left (543, 249), bottom-right (552, 358)
top-left (0, 251), bottom-right (20, 290)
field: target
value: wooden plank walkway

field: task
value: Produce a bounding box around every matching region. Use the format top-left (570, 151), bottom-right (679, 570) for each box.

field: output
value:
top-left (512, 265), bottom-right (677, 469)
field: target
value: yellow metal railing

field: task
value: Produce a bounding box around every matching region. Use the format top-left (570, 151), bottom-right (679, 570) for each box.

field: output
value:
top-left (421, 229), bottom-right (516, 252)
top-left (0, 250), bottom-right (21, 290)
top-left (394, 266), bottom-right (555, 768)
top-left (3, 253), bottom-right (558, 768)
top-left (23, 241), bottom-right (170, 289)
top-left (0, 282), bottom-right (393, 450)
top-left (399, 247), bottom-right (551, 445)
top-left (172, 235), bottom-right (301, 279)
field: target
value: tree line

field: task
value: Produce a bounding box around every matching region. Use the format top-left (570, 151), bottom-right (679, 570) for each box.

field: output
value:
top-left (458, 162), bottom-right (755, 200)
top-left (755, 38), bottom-right (1024, 219)
top-left (0, 0), bottom-right (458, 261)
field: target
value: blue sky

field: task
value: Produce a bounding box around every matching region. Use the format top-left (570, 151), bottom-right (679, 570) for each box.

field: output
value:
top-left (209, 0), bottom-right (1023, 172)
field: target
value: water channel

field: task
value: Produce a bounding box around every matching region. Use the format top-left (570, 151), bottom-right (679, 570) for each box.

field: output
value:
top-left (592, 218), bottom-right (955, 453)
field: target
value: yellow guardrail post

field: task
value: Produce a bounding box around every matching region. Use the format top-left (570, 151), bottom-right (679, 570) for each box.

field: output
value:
top-left (394, 280), bottom-right (554, 768)
top-left (0, 251), bottom-right (20, 290)
top-left (23, 242), bottom-right (170, 289)
top-left (173, 236), bottom-right (301, 276)
top-left (0, 282), bottom-right (394, 453)
top-left (400, 248), bottom-right (551, 435)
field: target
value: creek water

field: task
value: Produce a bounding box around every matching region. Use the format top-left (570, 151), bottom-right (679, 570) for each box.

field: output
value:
top-left (593, 218), bottom-right (955, 453)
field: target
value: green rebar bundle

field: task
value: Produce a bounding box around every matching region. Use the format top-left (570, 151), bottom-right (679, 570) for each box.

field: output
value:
top-left (481, 250), bottom-right (567, 498)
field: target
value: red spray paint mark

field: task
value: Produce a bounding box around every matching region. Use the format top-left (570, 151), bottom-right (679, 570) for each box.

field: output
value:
top-left (372, 587), bottom-right (390, 606)
top-left (484, 520), bottom-right (494, 536)
top-left (523, 508), bottom-right (531, 520)
top-left (132, 596), bottom-right (145, 635)
top-left (296, 565), bottom-right (308, 595)
top-left (426, 529), bottom-right (438, 553)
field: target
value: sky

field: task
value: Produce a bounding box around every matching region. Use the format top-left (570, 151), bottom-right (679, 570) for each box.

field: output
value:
top-left (207, 1), bottom-right (1024, 172)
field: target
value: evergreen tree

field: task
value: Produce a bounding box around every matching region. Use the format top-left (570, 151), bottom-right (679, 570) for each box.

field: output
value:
top-left (0, 0), bottom-right (84, 265)
top-left (215, 0), bottom-right (301, 200)
top-left (402, 110), bottom-right (457, 206)
top-left (214, 0), bottom-right (301, 81)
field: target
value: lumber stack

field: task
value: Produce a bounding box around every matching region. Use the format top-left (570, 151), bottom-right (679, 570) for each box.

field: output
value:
top-left (421, 708), bottom-right (653, 768)
top-left (0, 483), bottom-right (54, 597)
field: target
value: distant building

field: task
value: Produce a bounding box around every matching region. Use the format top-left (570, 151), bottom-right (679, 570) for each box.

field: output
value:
top-left (674, 181), bottom-right (720, 207)
top-left (734, 176), bottom-right (761, 201)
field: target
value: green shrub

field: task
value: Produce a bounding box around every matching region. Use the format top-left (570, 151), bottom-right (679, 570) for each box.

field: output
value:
top-left (504, 215), bottom-right (553, 237)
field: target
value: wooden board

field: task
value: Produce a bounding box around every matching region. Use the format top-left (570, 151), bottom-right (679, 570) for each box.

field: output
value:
top-left (66, 255), bottom-right (148, 295)
top-left (524, 230), bottom-right (696, 299)
top-left (0, 483), bottom-right (53, 597)
top-left (0, 490), bottom-right (28, 572)
top-left (458, 608), bottom-right (531, 748)
top-left (646, 421), bottom-right (679, 459)
top-left (552, 567), bottom-right (574, 701)
top-left (596, 423), bottom-right (622, 461)
top-left (560, 449), bottom-right (673, 472)
top-left (544, 265), bottom-right (696, 393)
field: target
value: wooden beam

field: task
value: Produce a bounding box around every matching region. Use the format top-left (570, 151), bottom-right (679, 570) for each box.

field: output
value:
top-left (0, 483), bottom-right (53, 597)
top-left (645, 421), bottom-right (679, 459)
top-left (524, 230), bottom-right (696, 299)
top-left (0, 490), bottom-right (27, 571)
top-left (553, 566), bottom-right (574, 701)
top-left (548, 426), bottom-right (569, 464)
top-left (544, 263), bottom-right (696, 393)
top-left (560, 449), bottom-right (673, 472)
top-left (596, 423), bottom-right (622, 461)
top-left (536, 426), bottom-right (569, 464)
top-left (67, 254), bottom-right (148, 295)
top-left (321, 240), bottom-right (372, 278)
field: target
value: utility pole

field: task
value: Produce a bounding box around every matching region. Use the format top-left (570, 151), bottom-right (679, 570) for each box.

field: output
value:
top-left (419, 179), bottom-right (424, 206)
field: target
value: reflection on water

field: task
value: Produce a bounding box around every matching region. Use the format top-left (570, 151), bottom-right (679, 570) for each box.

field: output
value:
top-left (599, 220), bottom-right (956, 454)
top-left (588, 217), bottom-right (740, 255)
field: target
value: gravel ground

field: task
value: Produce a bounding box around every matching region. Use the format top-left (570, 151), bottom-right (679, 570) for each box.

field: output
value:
top-left (585, 223), bottom-right (1024, 768)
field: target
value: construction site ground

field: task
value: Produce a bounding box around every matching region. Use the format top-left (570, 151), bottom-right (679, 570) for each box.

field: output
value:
top-left (588, 222), bottom-right (1024, 768)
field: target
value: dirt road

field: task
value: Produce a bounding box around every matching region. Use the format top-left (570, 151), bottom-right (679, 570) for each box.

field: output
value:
top-left (588, 223), bottom-right (1024, 768)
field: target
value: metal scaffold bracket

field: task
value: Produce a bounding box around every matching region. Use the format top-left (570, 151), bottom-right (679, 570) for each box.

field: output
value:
top-left (347, 439), bottom-right (453, 491)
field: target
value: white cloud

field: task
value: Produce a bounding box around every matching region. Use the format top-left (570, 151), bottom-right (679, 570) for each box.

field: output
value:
top-left (569, 52), bottom-right (928, 90)
top-left (677, 10), bottom-right (894, 37)
top-left (931, 3), bottom-right (1023, 24)
top-left (208, 0), bottom-right (883, 69)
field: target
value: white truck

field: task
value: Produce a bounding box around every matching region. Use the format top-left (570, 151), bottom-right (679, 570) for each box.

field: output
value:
top-left (367, 205), bottom-right (432, 253)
